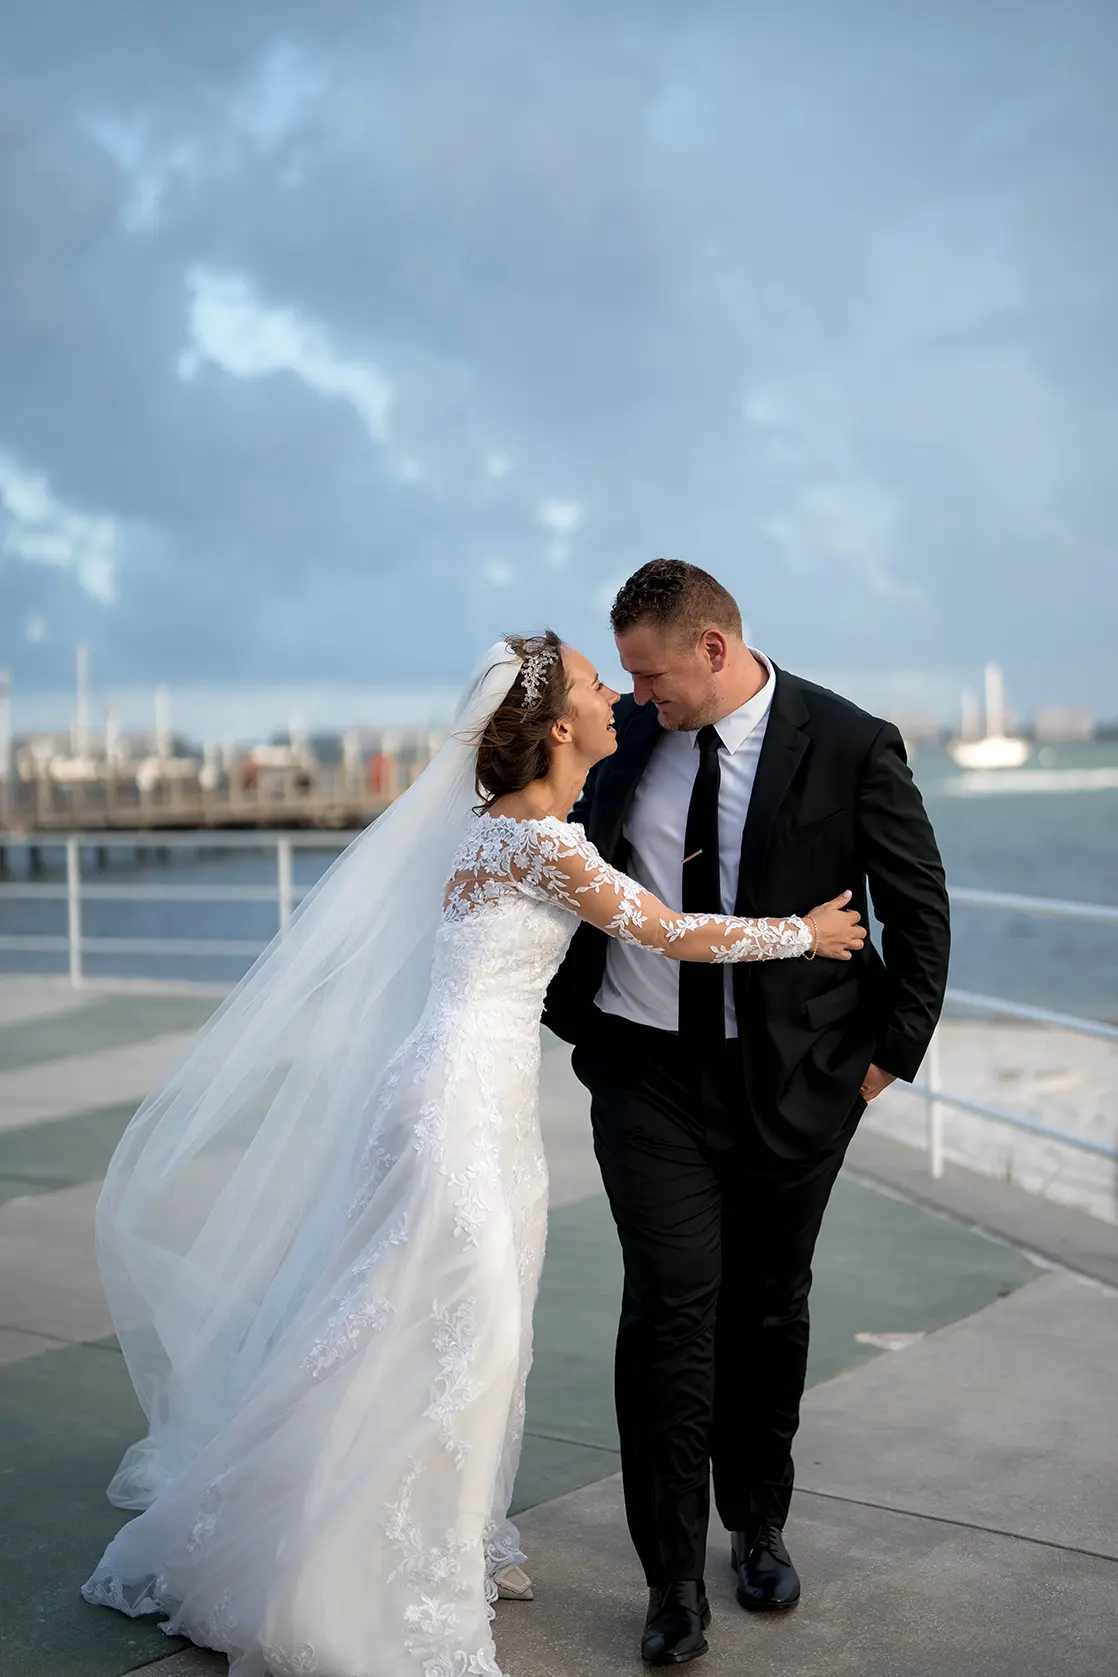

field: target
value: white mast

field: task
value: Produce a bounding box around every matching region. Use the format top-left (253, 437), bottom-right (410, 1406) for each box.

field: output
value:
top-left (105, 703), bottom-right (120, 765)
top-left (984, 663), bottom-right (1006, 739)
top-left (75, 643), bottom-right (90, 759)
top-left (155, 685), bottom-right (172, 760)
top-left (342, 728), bottom-right (361, 791)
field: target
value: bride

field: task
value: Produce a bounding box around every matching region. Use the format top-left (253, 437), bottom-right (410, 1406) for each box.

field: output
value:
top-left (82, 633), bottom-right (864, 1677)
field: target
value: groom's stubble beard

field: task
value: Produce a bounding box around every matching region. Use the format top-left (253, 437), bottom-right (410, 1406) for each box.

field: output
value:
top-left (656, 674), bottom-right (723, 733)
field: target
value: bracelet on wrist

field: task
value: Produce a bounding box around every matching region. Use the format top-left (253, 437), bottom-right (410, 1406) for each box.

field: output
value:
top-left (804, 913), bottom-right (818, 960)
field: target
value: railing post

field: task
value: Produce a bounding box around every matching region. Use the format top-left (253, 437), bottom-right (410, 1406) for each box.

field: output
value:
top-left (925, 1024), bottom-right (944, 1178)
top-left (66, 837), bottom-right (83, 987)
top-left (277, 836), bottom-right (294, 929)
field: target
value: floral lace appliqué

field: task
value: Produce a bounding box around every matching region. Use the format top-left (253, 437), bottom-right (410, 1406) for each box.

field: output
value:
top-left (300, 1218), bottom-right (408, 1380)
top-left (185, 1475), bottom-right (226, 1557)
top-left (444, 814), bottom-right (811, 964)
top-left (424, 1300), bottom-right (482, 1465)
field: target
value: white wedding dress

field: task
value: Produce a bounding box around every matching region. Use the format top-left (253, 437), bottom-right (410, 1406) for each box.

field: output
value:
top-left (82, 812), bottom-right (810, 1677)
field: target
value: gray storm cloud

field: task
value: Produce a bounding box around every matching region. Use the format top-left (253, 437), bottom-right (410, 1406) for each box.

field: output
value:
top-left (0, 0), bottom-right (1115, 718)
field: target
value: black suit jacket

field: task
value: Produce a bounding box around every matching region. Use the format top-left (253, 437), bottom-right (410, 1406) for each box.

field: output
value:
top-left (543, 665), bottom-right (951, 1154)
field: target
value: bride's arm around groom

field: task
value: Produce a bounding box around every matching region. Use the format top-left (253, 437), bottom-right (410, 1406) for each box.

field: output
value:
top-left (546, 673), bottom-right (950, 1134)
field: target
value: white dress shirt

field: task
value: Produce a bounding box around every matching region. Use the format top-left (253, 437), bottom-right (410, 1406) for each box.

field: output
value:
top-left (596, 651), bottom-right (777, 1038)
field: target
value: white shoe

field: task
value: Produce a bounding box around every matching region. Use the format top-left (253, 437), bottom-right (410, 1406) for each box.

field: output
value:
top-left (494, 1563), bottom-right (534, 1601)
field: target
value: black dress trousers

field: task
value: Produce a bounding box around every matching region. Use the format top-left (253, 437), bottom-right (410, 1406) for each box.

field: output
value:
top-left (572, 1011), bottom-right (862, 1586)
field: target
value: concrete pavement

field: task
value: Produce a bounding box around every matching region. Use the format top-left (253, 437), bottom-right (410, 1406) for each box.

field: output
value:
top-left (0, 977), bottom-right (1114, 1676)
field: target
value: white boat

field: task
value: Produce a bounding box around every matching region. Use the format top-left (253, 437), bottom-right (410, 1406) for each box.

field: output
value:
top-left (950, 734), bottom-right (1030, 769)
top-left (949, 664), bottom-right (1030, 769)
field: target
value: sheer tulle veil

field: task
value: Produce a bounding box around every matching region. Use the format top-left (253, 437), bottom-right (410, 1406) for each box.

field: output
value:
top-left (96, 640), bottom-right (523, 1510)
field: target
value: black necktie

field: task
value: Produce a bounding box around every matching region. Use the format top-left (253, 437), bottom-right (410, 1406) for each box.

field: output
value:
top-left (678, 724), bottom-right (725, 1042)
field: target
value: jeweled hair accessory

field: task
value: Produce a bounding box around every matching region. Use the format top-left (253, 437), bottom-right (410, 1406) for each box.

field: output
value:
top-left (517, 640), bottom-right (559, 709)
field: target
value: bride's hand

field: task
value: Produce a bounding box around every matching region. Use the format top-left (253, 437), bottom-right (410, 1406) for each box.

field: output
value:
top-left (806, 891), bottom-right (867, 960)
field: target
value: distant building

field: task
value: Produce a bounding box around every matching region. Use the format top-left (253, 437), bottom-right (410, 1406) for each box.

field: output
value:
top-left (1033, 707), bottom-right (1094, 743)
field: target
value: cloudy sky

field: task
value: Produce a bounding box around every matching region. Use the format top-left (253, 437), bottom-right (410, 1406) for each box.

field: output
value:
top-left (1, 0), bottom-right (1116, 731)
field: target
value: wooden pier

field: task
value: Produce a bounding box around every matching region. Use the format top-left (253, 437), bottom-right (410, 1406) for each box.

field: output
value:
top-left (0, 764), bottom-right (415, 835)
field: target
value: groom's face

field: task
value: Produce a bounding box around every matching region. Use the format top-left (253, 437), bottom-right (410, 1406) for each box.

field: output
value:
top-left (614, 623), bottom-right (721, 731)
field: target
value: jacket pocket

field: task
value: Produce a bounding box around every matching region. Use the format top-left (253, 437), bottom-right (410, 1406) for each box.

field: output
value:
top-left (803, 976), bottom-right (862, 1030)
top-left (786, 807), bottom-right (848, 845)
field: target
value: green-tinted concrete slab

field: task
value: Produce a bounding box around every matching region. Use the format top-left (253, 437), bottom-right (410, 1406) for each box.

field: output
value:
top-left (0, 1182), bottom-right (114, 1344)
top-left (520, 1194), bottom-right (626, 1457)
top-left (512, 1178), bottom-right (1039, 1509)
top-left (806, 1175), bottom-right (1040, 1385)
top-left (0, 1103), bottom-right (134, 1207)
top-left (0, 994), bottom-right (218, 1074)
top-left (0, 1339), bottom-right (186, 1677)
top-left (513, 1433), bottom-right (622, 1518)
top-left (847, 1125), bottom-right (1118, 1289)
top-left (0, 1177), bottom-right (1040, 1675)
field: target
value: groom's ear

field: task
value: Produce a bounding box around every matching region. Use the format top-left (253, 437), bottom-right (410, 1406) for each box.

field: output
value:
top-left (702, 628), bottom-right (729, 672)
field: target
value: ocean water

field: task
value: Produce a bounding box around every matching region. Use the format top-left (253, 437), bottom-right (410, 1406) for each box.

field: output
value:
top-left (2, 740), bottom-right (1116, 1022)
top-left (912, 741), bottom-right (1118, 1023)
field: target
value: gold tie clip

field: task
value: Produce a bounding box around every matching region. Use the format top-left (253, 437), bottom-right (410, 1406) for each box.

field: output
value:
top-left (683, 849), bottom-right (703, 864)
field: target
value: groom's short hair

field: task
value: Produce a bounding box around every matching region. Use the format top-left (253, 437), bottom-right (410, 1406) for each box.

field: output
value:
top-left (611, 559), bottom-right (743, 643)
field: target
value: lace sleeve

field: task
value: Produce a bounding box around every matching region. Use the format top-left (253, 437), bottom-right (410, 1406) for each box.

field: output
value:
top-left (522, 822), bottom-right (812, 964)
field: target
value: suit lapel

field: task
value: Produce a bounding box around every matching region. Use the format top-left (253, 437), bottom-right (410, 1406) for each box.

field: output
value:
top-left (591, 699), bottom-right (662, 859)
top-left (735, 667), bottom-right (811, 913)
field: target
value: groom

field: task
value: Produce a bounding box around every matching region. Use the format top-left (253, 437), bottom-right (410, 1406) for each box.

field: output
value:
top-left (544, 560), bottom-right (950, 1665)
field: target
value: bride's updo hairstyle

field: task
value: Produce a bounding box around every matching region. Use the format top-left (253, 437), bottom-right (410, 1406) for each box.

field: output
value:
top-left (475, 630), bottom-right (572, 805)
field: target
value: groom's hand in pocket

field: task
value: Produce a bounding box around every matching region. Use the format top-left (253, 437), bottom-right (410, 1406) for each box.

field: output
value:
top-left (860, 1063), bottom-right (896, 1103)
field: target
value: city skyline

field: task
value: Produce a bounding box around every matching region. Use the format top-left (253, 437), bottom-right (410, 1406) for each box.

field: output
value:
top-left (3, 658), bottom-right (1111, 749)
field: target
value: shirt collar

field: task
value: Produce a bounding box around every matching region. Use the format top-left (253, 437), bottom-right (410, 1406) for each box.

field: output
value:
top-left (692, 650), bottom-right (775, 755)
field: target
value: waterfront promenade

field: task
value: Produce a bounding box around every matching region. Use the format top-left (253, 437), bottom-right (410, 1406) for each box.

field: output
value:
top-left (1, 976), bottom-right (1115, 1677)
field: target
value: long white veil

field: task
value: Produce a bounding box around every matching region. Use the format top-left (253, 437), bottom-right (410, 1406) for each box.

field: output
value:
top-left (96, 640), bottom-right (523, 1510)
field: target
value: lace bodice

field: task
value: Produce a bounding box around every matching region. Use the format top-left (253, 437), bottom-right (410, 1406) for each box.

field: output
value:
top-left (443, 813), bottom-right (812, 964)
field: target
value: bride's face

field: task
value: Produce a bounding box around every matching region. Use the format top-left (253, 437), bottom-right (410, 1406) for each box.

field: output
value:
top-left (557, 646), bottom-right (620, 765)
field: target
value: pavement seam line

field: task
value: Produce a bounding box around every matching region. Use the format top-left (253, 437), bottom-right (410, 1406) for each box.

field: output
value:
top-left (0, 1168), bottom-right (89, 1186)
top-left (523, 1427), bottom-right (620, 1455)
top-left (121, 1650), bottom-right (191, 1674)
top-left (844, 1165), bottom-right (1118, 1295)
top-left (0, 1319), bottom-right (120, 1350)
top-left (0, 1322), bottom-right (74, 1344)
top-left (798, 1486), bottom-right (1118, 1565)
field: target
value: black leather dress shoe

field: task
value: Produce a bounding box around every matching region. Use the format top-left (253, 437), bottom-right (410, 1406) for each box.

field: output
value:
top-left (641, 1579), bottom-right (711, 1665)
top-left (730, 1523), bottom-right (801, 1610)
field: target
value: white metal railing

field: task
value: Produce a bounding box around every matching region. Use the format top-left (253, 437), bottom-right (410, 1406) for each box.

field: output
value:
top-left (0, 831), bottom-right (361, 983)
top-left (948, 885), bottom-right (1118, 927)
top-left (0, 834), bottom-right (1115, 1175)
top-left (913, 887), bottom-right (1118, 1176)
